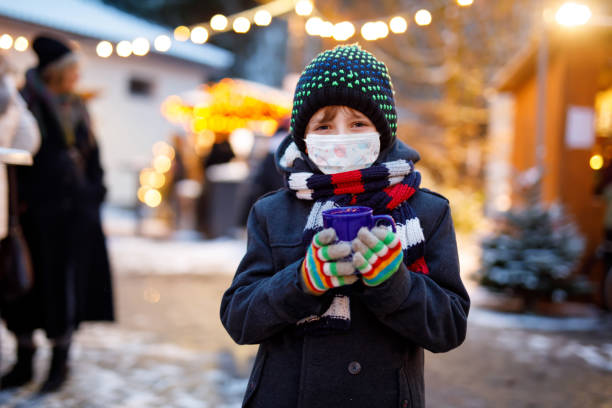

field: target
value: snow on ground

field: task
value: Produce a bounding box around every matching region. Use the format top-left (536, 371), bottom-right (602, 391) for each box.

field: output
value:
top-left (0, 324), bottom-right (249, 408)
top-left (107, 236), bottom-right (246, 276)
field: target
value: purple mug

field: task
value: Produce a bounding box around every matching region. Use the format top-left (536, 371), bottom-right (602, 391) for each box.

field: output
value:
top-left (322, 206), bottom-right (396, 242)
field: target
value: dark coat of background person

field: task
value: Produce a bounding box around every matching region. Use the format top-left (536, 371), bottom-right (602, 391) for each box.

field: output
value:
top-left (220, 137), bottom-right (470, 408)
top-left (1, 69), bottom-right (114, 338)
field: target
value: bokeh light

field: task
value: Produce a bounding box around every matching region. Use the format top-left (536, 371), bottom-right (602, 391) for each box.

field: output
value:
top-left (590, 154), bottom-right (604, 170)
top-left (152, 141), bottom-right (176, 160)
top-left (374, 21), bottom-right (389, 39)
top-left (361, 22), bottom-right (378, 41)
top-left (305, 17), bottom-right (323, 36)
top-left (132, 38), bottom-right (150, 56)
top-left (96, 41), bottom-right (113, 58)
top-left (389, 16), bottom-right (408, 34)
top-left (319, 21), bottom-right (334, 38)
top-left (153, 155), bottom-right (172, 173)
top-left (211, 14), bottom-right (229, 31)
top-left (233, 17), bottom-right (251, 34)
top-left (174, 26), bottom-right (190, 41)
top-left (457, 0), bottom-right (474, 6)
top-left (332, 21), bottom-right (355, 41)
top-left (154, 35), bottom-right (172, 52)
top-left (116, 40), bottom-right (132, 57)
top-left (0, 34), bottom-right (13, 50)
top-left (14, 36), bottom-right (29, 52)
top-left (555, 2), bottom-right (592, 27)
top-left (415, 9), bottom-right (433, 26)
top-left (144, 189), bottom-right (162, 208)
top-left (295, 0), bottom-right (313, 16)
top-left (254, 10), bottom-right (272, 26)
top-left (190, 26), bottom-right (209, 44)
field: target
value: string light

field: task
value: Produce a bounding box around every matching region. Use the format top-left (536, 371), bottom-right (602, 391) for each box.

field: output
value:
top-left (174, 25), bottom-right (190, 41)
top-left (555, 2), bottom-right (592, 26)
top-left (374, 21), bottom-right (389, 39)
top-left (590, 154), bottom-right (604, 170)
top-left (153, 155), bottom-right (172, 173)
top-left (14, 36), bottom-right (29, 52)
top-left (96, 40), bottom-right (113, 58)
top-left (305, 17), bottom-right (323, 35)
top-left (389, 16), bottom-right (408, 34)
top-left (332, 21), bottom-right (355, 41)
top-left (361, 22), bottom-right (378, 41)
top-left (154, 35), bottom-right (172, 52)
top-left (233, 17), bottom-right (251, 33)
top-left (254, 10), bottom-right (272, 26)
top-left (132, 37), bottom-right (150, 56)
top-left (457, 0), bottom-right (474, 6)
top-left (319, 21), bottom-right (334, 38)
top-left (116, 40), bottom-right (132, 57)
top-left (143, 189), bottom-right (162, 208)
top-left (211, 14), bottom-right (229, 31)
top-left (295, 0), bottom-right (313, 16)
top-left (0, 34), bottom-right (13, 50)
top-left (191, 26), bottom-right (209, 44)
top-left (415, 9), bottom-right (432, 26)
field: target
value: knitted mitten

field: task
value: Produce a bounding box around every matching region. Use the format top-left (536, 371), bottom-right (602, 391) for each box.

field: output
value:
top-left (352, 226), bottom-right (403, 286)
top-left (301, 228), bottom-right (358, 295)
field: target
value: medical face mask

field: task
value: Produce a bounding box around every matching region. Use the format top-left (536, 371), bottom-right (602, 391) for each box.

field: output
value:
top-left (305, 132), bottom-right (381, 175)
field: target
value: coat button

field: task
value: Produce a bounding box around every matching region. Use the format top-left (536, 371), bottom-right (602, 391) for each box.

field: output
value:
top-left (348, 361), bottom-right (361, 375)
top-left (401, 399), bottom-right (409, 408)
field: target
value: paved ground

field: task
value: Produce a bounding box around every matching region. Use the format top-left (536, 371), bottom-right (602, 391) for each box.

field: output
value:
top-left (1, 235), bottom-right (611, 407)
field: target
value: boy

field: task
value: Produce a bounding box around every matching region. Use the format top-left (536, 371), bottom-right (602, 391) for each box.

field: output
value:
top-left (220, 44), bottom-right (469, 408)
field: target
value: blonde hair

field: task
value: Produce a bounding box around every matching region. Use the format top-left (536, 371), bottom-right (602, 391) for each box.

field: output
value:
top-left (40, 52), bottom-right (79, 86)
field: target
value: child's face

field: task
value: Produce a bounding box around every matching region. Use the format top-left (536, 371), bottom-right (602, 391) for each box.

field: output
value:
top-left (305, 105), bottom-right (376, 136)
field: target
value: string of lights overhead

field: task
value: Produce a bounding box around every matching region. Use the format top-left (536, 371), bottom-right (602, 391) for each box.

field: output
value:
top-left (1, 0), bottom-right (476, 58)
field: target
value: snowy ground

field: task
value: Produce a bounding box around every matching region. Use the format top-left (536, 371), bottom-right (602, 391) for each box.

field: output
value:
top-left (1, 212), bottom-right (611, 407)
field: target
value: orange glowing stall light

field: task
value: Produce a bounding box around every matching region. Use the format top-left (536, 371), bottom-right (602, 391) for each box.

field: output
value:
top-left (160, 78), bottom-right (292, 136)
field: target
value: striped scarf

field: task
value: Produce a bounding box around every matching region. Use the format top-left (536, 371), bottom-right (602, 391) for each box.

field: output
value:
top-left (287, 159), bottom-right (429, 275)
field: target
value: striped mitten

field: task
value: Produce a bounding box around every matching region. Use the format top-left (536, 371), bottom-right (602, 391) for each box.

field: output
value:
top-left (301, 228), bottom-right (358, 295)
top-left (352, 226), bottom-right (403, 287)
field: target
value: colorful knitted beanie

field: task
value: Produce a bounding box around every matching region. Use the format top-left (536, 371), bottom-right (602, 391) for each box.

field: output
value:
top-left (290, 44), bottom-right (397, 152)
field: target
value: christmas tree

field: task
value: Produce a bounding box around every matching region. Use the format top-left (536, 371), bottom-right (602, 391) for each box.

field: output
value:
top-left (477, 172), bottom-right (590, 309)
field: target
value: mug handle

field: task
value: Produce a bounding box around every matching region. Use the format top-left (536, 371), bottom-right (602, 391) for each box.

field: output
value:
top-left (373, 215), bottom-right (396, 232)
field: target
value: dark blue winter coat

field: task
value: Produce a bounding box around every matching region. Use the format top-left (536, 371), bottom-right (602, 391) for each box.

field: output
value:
top-left (220, 136), bottom-right (470, 408)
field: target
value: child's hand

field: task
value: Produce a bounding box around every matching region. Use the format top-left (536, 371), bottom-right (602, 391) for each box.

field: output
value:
top-left (301, 228), bottom-right (358, 295)
top-left (352, 226), bottom-right (403, 287)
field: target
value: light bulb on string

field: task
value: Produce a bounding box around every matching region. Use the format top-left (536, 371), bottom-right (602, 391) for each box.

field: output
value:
top-left (14, 36), bottom-right (29, 52)
top-left (332, 21), bottom-right (355, 41)
top-left (254, 10), bottom-right (272, 26)
top-left (360, 22), bottom-right (378, 41)
top-left (211, 14), bottom-right (229, 31)
top-left (0, 34), bottom-right (13, 50)
top-left (305, 17), bottom-right (323, 36)
top-left (233, 17), bottom-right (251, 33)
top-left (191, 26), bottom-right (209, 44)
top-left (389, 16), bottom-right (408, 34)
top-left (174, 26), bottom-right (190, 41)
top-left (415, 9), bottom-right (432, 26)
top-left (116, 40), bottom-right (132, 57)
top-left (295, 0), bottom-right (313, 16)
top-left (154, 35), bottom-right (172, 52)
top-left (319, 21), bottom-right (333, 38)
top-left (96, 41), bottom-right (113, 58)
top-left (132, 38), bottom-right (150, 56)
top-left (374, 21), bottom-right (389, 39)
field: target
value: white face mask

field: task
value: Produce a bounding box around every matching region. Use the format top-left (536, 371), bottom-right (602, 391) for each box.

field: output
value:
top-left (305, 132), bottom-right (381, 175)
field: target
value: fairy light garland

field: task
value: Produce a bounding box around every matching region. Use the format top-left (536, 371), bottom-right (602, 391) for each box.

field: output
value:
top-left (0, 0), bottom-right (476, 59)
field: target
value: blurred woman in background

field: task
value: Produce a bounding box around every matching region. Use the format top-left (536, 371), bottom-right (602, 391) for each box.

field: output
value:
top-left (0, 35), bottom-right (114, 394)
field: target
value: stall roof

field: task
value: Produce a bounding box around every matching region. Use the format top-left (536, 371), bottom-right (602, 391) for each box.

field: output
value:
top-left (0, 0), bottom-right (234, 69)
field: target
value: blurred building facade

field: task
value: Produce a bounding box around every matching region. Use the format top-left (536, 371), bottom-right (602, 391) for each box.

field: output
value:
top-left (490, 24), bottom-right (612, 268)
top-left (0, 0), bottom-right (234, 206)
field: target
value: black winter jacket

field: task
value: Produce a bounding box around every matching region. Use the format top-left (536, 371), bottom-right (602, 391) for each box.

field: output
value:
top-left (220, 136), bottom-right (470, 408)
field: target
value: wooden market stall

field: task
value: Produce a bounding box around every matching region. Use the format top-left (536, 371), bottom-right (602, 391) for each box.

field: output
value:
top-left (494, 23), bottom-right (612, 276)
